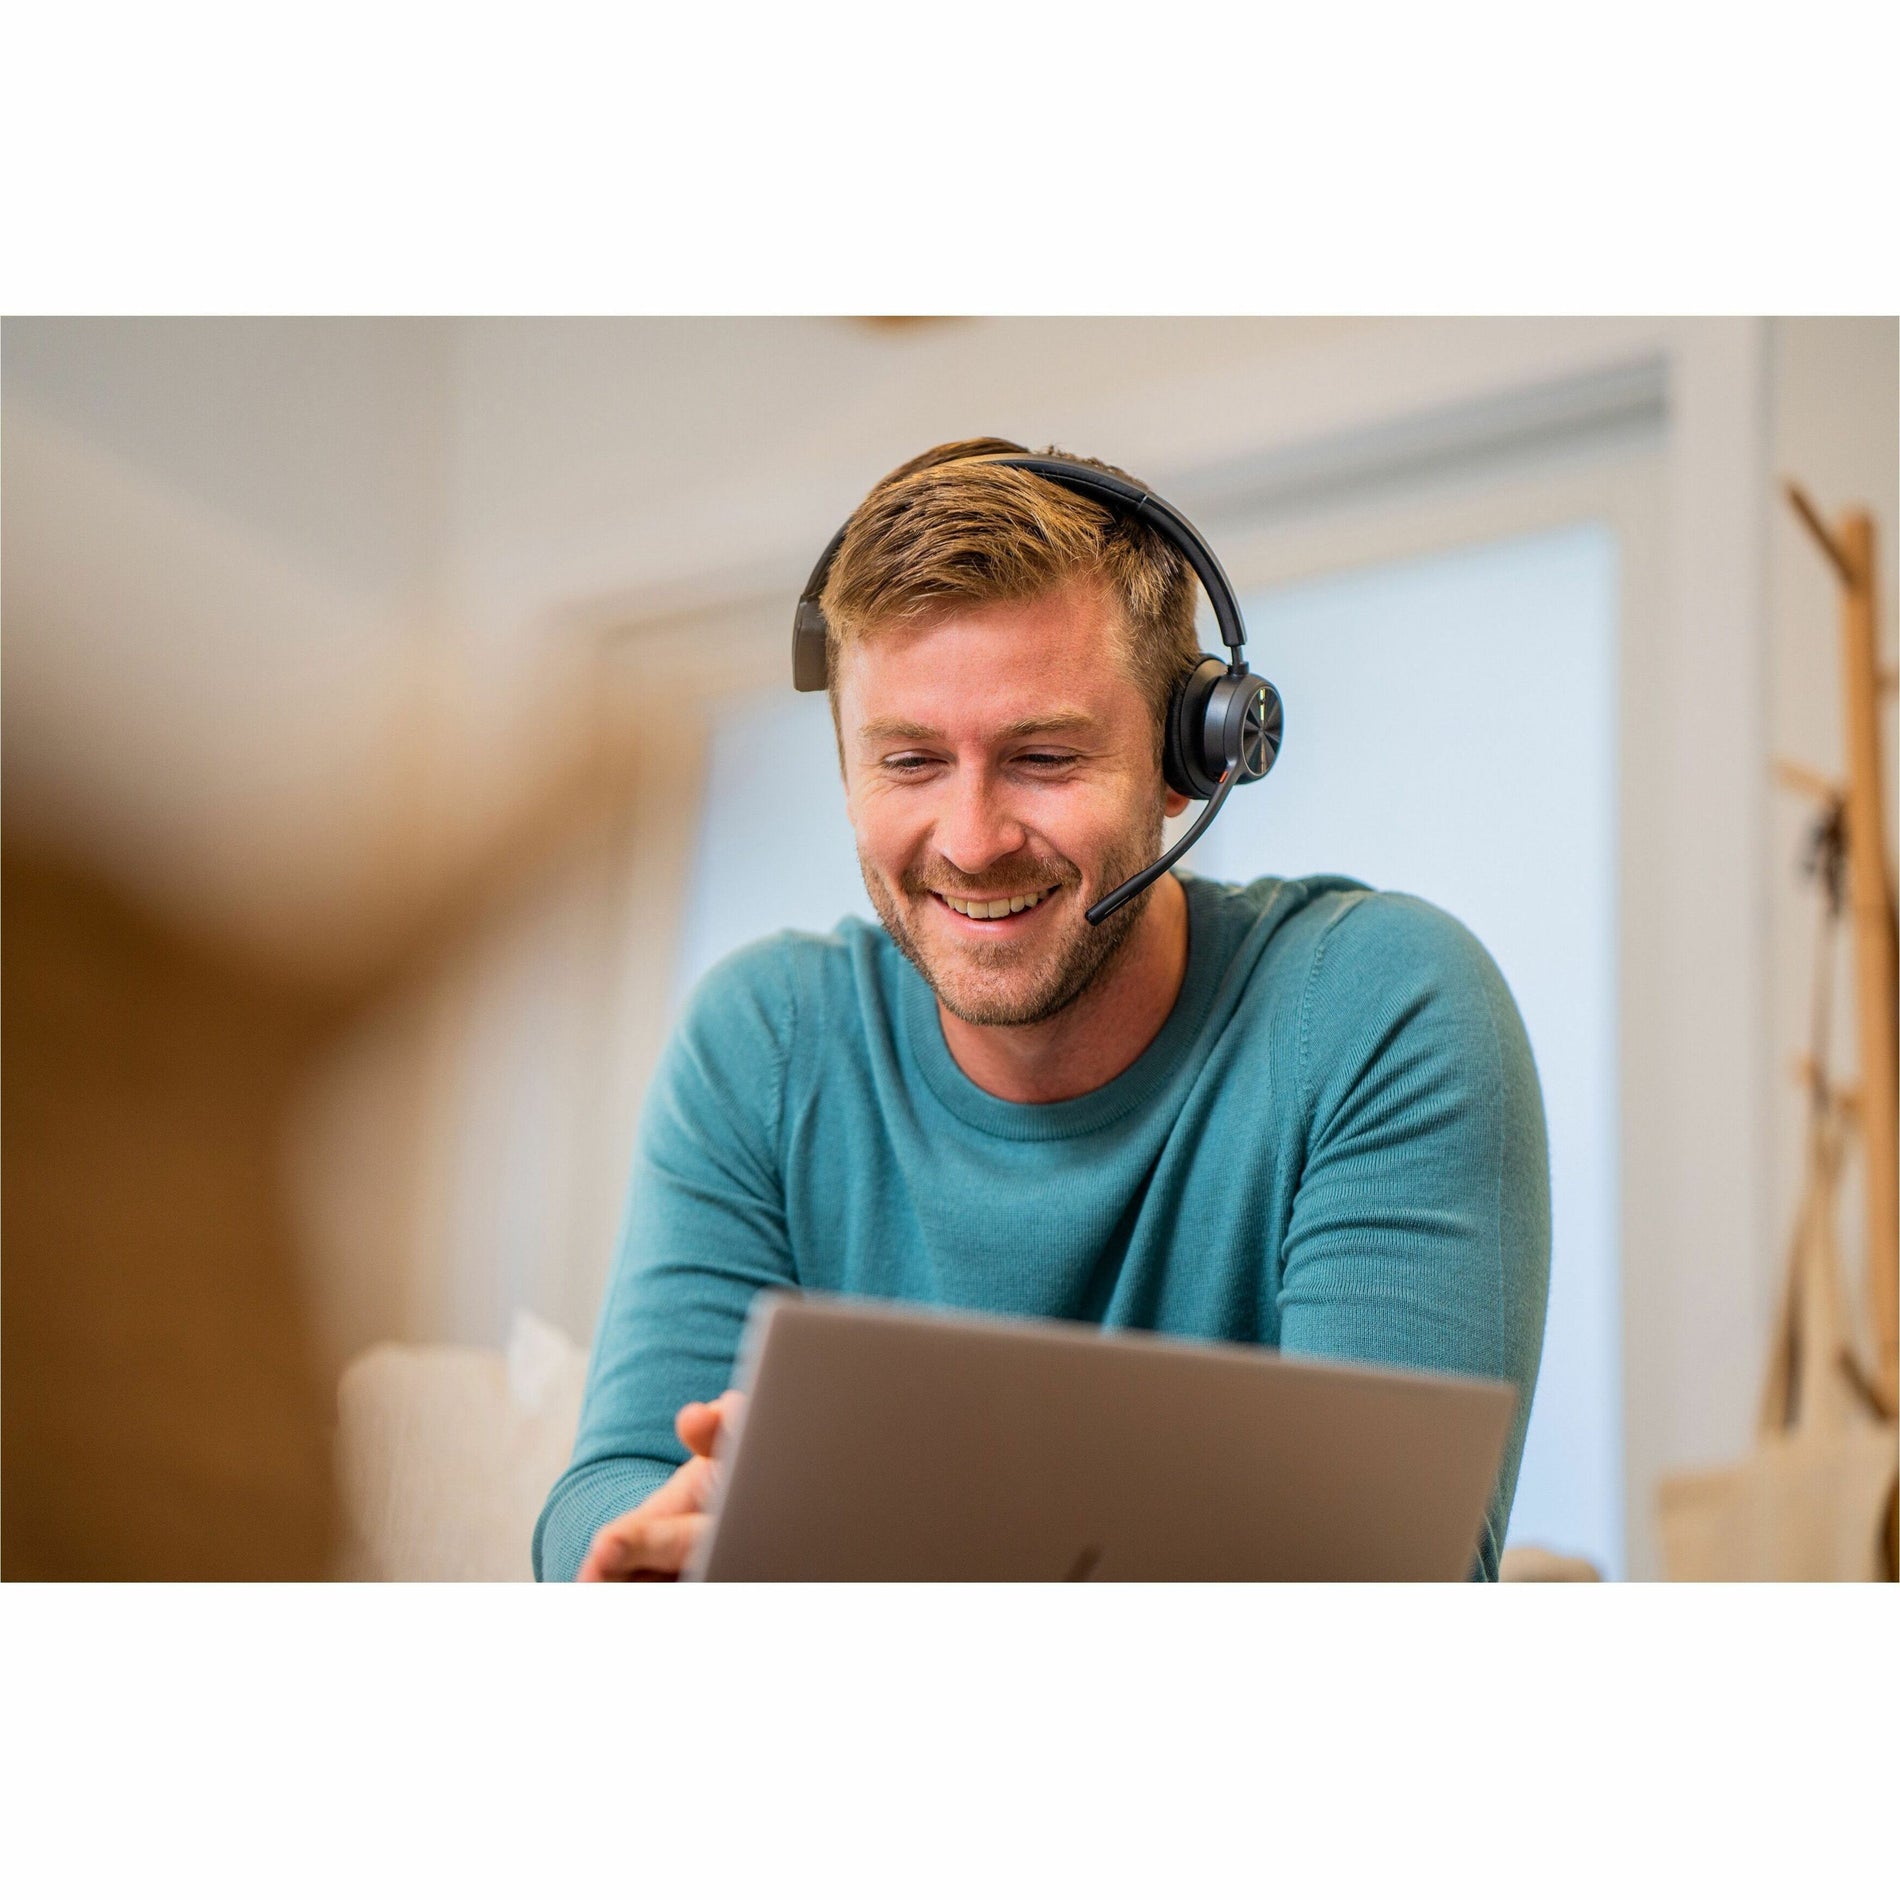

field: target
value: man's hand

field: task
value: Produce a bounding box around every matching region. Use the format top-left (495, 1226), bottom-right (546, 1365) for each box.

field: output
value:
top-left (576, 1389), bottom-right (745, 1582)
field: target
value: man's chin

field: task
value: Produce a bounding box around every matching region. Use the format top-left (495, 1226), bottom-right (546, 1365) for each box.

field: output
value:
top-left (910, 897), bottom-right (1146, 1029)
top-left (928, 966), bottom-right (1068, 1029)
top-left (870, 901), bottom-right (1052, 1025)
top-left (911, 935), bottom-right (1065, 1027)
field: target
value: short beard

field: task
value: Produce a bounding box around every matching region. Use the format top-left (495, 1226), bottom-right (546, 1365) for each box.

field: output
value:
top-left (859, 797), bottom-right (1167, 1029)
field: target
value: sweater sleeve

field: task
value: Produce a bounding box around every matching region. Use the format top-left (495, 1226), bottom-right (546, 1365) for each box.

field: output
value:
top-left (532, 941), bottom-right (800, 1580)
top-left (1280, 892), bottom-right (1550, 1580)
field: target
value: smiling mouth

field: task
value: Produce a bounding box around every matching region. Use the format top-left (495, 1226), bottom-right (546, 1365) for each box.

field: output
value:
top-left (931, 885), bottom-right (1060, 922)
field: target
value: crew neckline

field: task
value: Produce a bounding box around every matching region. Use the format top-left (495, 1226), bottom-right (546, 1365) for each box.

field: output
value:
top-left (898, 875), bottom-right (1226, 1141)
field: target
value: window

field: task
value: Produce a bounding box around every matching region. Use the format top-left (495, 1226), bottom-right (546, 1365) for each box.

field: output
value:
top-left (1199, 525), bottom-right (1623, 1574)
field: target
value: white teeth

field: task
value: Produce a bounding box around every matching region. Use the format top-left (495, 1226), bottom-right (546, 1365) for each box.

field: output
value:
top-left (943, 890), bottom-right (1046, 918)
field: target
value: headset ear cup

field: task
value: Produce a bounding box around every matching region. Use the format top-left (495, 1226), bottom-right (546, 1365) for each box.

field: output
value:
top-left (1246, 679), bottom-right (1283, 781)
top-left (1164, 658), bottom-right (1230, 800)
top-left (1222, 674), bottom-right (1281, 783)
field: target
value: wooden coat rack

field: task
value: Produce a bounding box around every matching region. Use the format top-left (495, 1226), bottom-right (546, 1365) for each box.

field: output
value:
top-left (1781, 482), bottom-right (1898, 1420)
top-left (1660, 484), bottom-right (1898, 1580)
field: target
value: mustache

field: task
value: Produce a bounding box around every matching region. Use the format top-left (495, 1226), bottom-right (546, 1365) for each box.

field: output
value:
top-left (899, 856), bottom-right (1074, 900)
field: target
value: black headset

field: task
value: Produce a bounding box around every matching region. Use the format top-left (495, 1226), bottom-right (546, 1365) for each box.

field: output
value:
top-left (792, 451), bottom-right (1283, 927)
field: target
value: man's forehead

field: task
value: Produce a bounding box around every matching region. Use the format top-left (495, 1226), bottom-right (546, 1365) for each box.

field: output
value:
top-left (856, 709), bottom-right (1104, 745)
top-left (838, 583), bottom-right (1141, 738)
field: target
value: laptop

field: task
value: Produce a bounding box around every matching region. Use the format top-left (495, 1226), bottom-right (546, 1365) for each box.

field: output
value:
top-left (687, 1292), bottom-right (1516, 1581)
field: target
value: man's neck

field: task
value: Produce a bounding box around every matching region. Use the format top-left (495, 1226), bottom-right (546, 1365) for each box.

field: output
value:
top-left (937, 874), bottom-right (1190, 1104)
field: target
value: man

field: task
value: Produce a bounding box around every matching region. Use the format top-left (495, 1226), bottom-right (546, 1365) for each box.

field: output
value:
top-left (535, 438), bottom-right (1550, 1582)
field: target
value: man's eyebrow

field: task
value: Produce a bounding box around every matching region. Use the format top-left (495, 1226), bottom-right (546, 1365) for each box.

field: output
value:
top-left (857, 711), bottom-right (1103, 746)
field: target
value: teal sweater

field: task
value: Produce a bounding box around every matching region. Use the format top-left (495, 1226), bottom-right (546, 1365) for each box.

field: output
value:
top-left (535, 874), bottom-right (1550, 1580)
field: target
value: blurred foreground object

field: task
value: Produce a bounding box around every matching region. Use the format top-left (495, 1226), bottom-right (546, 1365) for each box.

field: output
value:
top-left (1657, 487), bottom-right (1898, 1580)
top-left (333, 1311), bottom-right (585, 1580)
top-left (1, 849), bottom-right (339, 1578)
top-left (3, 608), bottom-right (641, 1577)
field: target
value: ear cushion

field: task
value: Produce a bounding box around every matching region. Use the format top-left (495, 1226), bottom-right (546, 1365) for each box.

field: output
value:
top-left (792, 599), bottom-right (830, 692)
top-left (1163, 658), bottom-right (1233, 800)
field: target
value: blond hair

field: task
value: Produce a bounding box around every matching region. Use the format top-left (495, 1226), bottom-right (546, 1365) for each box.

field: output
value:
top-left (819, 437), bottom-right (1200, 757)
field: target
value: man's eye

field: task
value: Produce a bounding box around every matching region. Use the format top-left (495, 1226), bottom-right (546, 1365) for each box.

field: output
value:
top-left (884, 755), bottom-right (935, 773)
top-left (1018, 753), bottom-right (1077, 769)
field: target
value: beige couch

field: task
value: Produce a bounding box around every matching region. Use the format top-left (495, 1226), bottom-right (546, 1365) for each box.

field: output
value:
top-left (333, 1312), bottom-right (587, 1581)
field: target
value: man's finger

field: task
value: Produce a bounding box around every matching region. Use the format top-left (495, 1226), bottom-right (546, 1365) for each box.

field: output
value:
top-left (574, 1459), bottom-right (715, 1580)
top-left (647, 1452), bottom-right (717, 1514)
top-left (578, 1510), bottom-right (708, 1582)
top-left (676, 1388), bottom-right (746, 1460)
top-left (675, 1401), bottom-right (719, 1458)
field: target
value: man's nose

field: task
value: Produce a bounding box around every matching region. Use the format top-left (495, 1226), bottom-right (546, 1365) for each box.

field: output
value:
top-left (934, 762), bottom-right (1027, 873)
